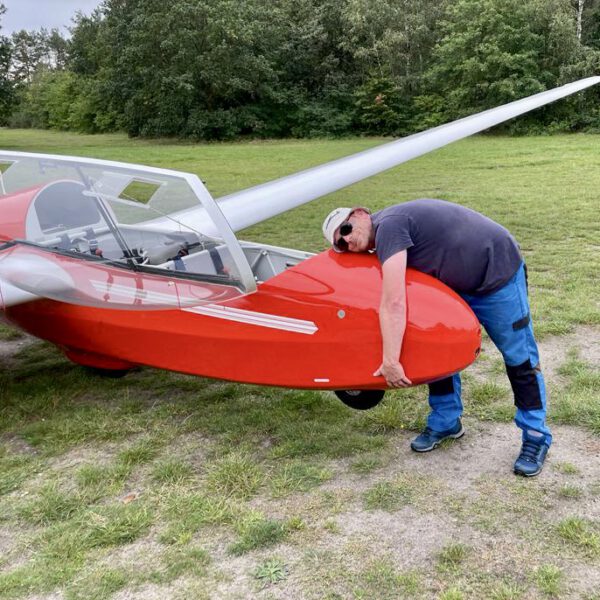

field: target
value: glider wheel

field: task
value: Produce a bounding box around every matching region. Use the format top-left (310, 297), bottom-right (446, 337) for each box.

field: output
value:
top-left (84, 366), bottom-right (132, 379)
top-left (334, 389), bottom-right (385, 410)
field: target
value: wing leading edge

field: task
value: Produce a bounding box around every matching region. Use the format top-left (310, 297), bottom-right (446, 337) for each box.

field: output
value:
top-left (204, 76), bottom-right (600, 233)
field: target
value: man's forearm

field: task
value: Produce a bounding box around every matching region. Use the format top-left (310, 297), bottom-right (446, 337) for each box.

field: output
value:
top-left (374, 250), bottom-right (410, 387)
top-left (379, 297), bottom-right (407, 366)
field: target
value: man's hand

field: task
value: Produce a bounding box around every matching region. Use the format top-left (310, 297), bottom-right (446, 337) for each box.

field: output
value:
top-left (374, 362), bottom-right (412, 388)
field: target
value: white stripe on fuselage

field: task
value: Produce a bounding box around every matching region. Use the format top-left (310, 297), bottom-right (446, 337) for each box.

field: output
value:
top-left (182, 304), bottom-right (318, 335)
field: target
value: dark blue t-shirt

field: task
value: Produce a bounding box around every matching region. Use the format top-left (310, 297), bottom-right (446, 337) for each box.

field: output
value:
top-left (372, 199), bottom-right (522, 295)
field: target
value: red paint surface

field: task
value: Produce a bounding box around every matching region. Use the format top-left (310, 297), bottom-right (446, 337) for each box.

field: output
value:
top-left (0, 186), bottom-right (38, 241)
top-left (5, 248), bottom-right (481, 389)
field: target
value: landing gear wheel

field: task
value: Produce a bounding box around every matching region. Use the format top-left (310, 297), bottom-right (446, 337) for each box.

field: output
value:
top-left (334, 389), bottom-right (385, 410)
top-left (84, 367), bottom-right (132, 379)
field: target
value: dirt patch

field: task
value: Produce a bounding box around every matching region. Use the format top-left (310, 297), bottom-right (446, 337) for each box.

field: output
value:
top-left (468, 324), bottom-right (600, 386)
top-left (207, 419), bottom-right (600, 599)
top-left (0, 526), bottom-right (20, 567)
top-left (537, 325), bottom-right (600, 382)
top-left (112, 583), bottom-right (178, 600)
top-left (0, 334), bottom-right (36, 368)
top-left (0, 433), bottom-right (38, 456)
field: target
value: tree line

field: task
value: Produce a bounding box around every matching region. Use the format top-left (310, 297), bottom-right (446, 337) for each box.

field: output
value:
top-left (1, 0), bottom-right (600, 140)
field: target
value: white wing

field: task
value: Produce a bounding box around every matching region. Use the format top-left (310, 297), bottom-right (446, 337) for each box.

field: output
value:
top-left (206, 76), bottom-right (600, 232)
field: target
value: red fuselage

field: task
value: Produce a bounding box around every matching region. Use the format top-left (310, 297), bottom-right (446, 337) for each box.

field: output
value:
top-left (5, 249), bottom-right (481, 389)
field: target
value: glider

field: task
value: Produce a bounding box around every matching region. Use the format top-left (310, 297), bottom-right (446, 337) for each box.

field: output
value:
top-left (1, 76), bottom-right (598, 409)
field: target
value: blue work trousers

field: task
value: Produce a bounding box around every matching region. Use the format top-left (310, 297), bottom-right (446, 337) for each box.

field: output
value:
top-left (427, 263), bottom-right (552, 446)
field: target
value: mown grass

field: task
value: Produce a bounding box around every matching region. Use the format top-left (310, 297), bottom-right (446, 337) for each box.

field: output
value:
top-left (437, 543), bottom-right (471, 572)
top-left (1, 131), bottom-right (600, 598)
top-left (550, 350), bottom-right (600, 434)
top-left (556, 516), bottom-right (600, 557)
top-left (2, 129), bottom-right (599, 334)
top-left (533, 564), bottom-right (563, 597)
top-left (0, 322), bottom-right (23, 341)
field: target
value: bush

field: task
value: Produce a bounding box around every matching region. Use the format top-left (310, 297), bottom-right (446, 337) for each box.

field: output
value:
top-left (353, 76), bottom-right (411, 136)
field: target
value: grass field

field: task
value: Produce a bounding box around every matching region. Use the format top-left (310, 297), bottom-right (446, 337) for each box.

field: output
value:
top-left (1, 129), bottom-right (599, 599)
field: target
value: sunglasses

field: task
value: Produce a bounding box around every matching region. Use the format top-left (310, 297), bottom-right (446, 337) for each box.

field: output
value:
top-left (335, 221), bottom-right (353, 251)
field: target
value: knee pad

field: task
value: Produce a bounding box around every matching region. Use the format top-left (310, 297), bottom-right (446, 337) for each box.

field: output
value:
top-left (505, 359), bottom-right (543, 410)
top-left (428, 376), bottom-right (455, 397)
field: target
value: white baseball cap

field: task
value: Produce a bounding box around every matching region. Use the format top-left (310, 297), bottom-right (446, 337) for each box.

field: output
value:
top-left (322, 206), bottom-right (369, 252)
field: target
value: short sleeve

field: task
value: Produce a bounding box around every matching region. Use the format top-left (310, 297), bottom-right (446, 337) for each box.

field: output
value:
top-left (374, 214), bottom-right (414, 265)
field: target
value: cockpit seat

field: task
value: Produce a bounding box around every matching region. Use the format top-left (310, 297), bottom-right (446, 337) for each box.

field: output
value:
top-left (34, 180), bottom-right (101, 234)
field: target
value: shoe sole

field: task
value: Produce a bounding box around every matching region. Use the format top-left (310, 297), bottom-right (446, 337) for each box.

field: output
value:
top-left (514, 449), bottom-right (549, 477)
top-left (410, 426), bottom-right (465, 453)
top-left (514, 467), bottom-right (542, 477)
top-left (514, 460), bottom-right (546, 477)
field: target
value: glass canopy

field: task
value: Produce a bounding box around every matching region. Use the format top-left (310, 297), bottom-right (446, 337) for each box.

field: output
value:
top-left (0, 152), bottom-right (256, 309)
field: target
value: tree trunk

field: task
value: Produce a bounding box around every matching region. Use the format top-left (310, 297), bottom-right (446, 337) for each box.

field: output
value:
top-left (577, 0), bottom-right (585, 40)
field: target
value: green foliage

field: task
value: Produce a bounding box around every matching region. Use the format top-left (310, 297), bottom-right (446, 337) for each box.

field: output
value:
top-left (424, 0), bottom-right (600, 130)
top-left (553, 461), bottom-right (579, 475)
top-left (362, 389), bottom-right (427, 433)
top-left (550, 353), bottom-right (600, 434)
top-left (490, 582), bottom-right (525, 599)
top-left (160, 491), bottom-right (238, 544)
top-left (425, 0), bottom-right (546, 119)
top-left (354, 76), bottom-right (410, 136)
top-left (349, 452), bottom-right (386, 474)
top-left (270, 461), bottom-right (332, 497)
top-left (0, 453), bottom-right (37, 497)
top-left (351, 558), bottom-right (421, 599)
top-left (205, 451), bottom-right (264, 499)
top-left (65, 568), bottom-right (129, 600)
top-left (17, 482), bottom-right (85, 524)
top-left (151, 546), bottom-right (210, 583)
top-left (0, 321), bottom-right (22, 341)
top-left (4, 0), bottom-right (600, 138)
top-left (0, 3), bottom-right (14, 124)
top-left (151, 459), bottom-right (194, 484)
top-left (558, 484), bottom-right (583, 499)
top-left (75, 462), bottom-right (131, 499)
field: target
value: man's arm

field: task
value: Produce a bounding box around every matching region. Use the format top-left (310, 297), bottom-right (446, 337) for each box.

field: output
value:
top-left (373, 250), bottom-right (412, 387)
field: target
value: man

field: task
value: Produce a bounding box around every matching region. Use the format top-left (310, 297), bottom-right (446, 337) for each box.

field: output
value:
top-left (322, 199), bottom-right (551, 477)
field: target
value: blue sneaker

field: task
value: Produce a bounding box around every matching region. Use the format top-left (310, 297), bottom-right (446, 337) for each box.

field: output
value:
top-left (514, 434), bottom-right (549, 477)
top-left (410, 419), bottom-right (464, 452)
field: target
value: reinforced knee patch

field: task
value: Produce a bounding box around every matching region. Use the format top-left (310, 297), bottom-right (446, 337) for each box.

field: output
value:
top-left (428, 376), bottom-right (454, 397)
top-left (505, 359), bottom-right (542, 411)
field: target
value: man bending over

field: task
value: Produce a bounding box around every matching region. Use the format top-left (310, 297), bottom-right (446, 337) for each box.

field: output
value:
top-left (322, 199), bottom-right (550, 477)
